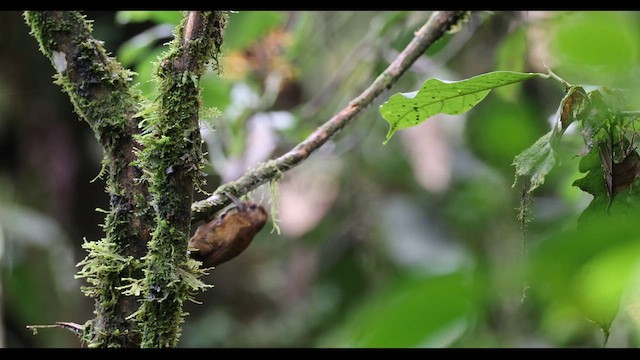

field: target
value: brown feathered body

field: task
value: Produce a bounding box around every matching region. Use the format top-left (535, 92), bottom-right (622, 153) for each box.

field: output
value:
top-left (189, 201), bottom-right (268, 267)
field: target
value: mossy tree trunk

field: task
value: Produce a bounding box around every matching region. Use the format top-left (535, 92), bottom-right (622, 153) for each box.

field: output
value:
top-left (23, 11), bottom-right (225, 348)
top-left (134, 11), bottom-right (225, 348)
top-left (23, 10), bottom-right (468, 348)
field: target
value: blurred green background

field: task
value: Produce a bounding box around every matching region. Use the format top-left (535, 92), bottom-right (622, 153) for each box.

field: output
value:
top-left (2, 11), bottom-right (640, 348)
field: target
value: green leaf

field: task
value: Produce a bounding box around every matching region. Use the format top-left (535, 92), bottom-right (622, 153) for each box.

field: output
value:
top-left (573, 87), bottom-right (636, 216)
top-left (379, 71), bottom-right (544, 144)
top-left (549, 12), bottom-right (640, 87)
top-left (116, 11), bottom-right (182, 26)
top-left (320, 271), bottom-right (474, 348)
top-left (131, 47), bottom-right (166, 98)
top-left (512, 85), bottom-right (591, 194)
top-left (572, 243), bottom-right (640, 336)
top-left (200, 72), bottom-right (232, 111)
top-left (512, 131), bottom-right (557, 192)
top-left (573, 145), bottom-right (605, 197)
top-left (528, 209), bottom-right (640, 344)
top-left (117, 24), bottom-right (173, 67)
top-left (559, 86), bottom-right (589, 131)
top-left (224, 11), bottom-right (286, 50)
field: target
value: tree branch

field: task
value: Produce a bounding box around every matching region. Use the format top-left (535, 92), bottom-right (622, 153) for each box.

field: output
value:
top-left (24, 11), bottom-right (152, 348)
top-left (191, 10), bottom-right (470, 223)
top-left (136, 11), bottom-right (225, 348)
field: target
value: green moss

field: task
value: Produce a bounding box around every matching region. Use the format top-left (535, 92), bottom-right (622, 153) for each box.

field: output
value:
top-left (26, 11), bottom-right (226, 348)
top-left (25, 11), bottom-right (152, 348)
top-left (269, 177), bottom-right (282, 235)
top-left (133, 12), bottom-right (226, 348)
top-left (24, 11), bottom-right (77, 56)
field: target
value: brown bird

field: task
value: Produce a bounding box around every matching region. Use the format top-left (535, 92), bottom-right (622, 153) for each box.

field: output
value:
top-left (188, 193), bottom-right (268, 267)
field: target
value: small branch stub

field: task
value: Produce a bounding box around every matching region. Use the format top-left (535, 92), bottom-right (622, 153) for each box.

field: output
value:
top-left (27, 322), bottom-right (84, 336)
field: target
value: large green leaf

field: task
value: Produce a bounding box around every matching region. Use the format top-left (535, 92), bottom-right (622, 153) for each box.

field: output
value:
top-left (528, 209), bottom-right (640, 344)
top-left (224, 11), bottom-right (286, 50)
top-left (320, 271), bottom-right (475, 348)
top-left (379, 71), bottom-right (544, 144)
top-left (549, 12), bottom-right (640, 87)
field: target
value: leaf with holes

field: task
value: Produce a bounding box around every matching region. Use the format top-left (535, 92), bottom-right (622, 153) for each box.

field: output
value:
top-left (379, 71), bottom-right (545, 144)
top-left (512, 130), bottom-right (558, 193)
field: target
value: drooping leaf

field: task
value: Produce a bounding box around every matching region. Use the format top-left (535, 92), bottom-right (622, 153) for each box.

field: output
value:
top-left (574, 86), bottom-right (639, 214)
top-left (559, 86), bottom-right (589, 130)
top-left (572, 243), bottom-right (640, 340)
top-left (512, 131), bottom-right (558, 193)
top-left (379, 71), bottom-right (545, 144)
top-left (513, 85), bottom-right (589, 194)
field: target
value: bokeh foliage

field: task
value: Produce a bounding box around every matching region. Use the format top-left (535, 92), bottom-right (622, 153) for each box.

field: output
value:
top-left (3, 11), bottom-right (640, 348)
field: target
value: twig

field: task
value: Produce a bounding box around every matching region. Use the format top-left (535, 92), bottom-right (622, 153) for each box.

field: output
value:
top-left (27, 322), bottom-right (84, 336)
top-left (191, 11), bottom-right (472, 223)
top-left (545, 66), bottom-right (572, 89)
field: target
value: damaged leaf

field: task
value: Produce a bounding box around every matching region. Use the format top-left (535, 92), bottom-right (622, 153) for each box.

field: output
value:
top-left (560, 86), bottom-right (589, 130)
top-left (380, 71), bottom-right (545, 144)
top-left (512, 130), bottom-right (559, 193)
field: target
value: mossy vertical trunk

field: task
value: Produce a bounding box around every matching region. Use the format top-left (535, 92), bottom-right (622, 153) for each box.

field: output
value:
top-left (23, 11), bottom-right (152, 347)
top-left (24, 11), bottom-right (225, 348)
top-left (134, 11), bottom-right (225, 348)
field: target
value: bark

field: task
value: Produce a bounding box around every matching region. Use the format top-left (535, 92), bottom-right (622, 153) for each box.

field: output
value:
top-left (24, 11), bottom-right (152, 347)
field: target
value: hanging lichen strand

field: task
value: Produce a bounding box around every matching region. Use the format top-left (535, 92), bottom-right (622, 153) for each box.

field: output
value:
top-left (133, 12), bottom-right (225, 348)
top-left (23, 11), bottom-right (153, 348)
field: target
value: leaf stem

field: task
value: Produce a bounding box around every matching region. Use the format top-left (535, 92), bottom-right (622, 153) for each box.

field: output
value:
top-left (545, 67), bottom-right (572, 90)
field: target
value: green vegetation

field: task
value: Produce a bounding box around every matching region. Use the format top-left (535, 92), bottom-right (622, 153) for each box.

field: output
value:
top-left (3, 11), bottom-right (640, 348)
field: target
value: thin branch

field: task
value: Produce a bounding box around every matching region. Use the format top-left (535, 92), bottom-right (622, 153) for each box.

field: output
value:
top-left (27, 322), bottom-right (84, 336)
top-left (191, 10), bottom-right (471, 223)
top-left (545, 66), bottom-right (571, 89)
